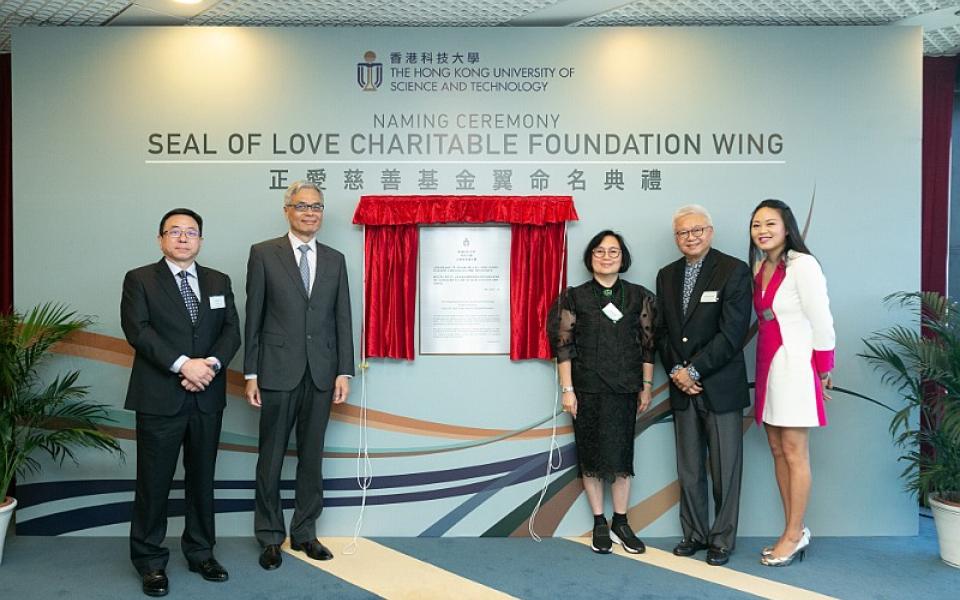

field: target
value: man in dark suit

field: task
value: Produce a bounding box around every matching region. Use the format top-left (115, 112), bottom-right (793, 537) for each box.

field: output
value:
top-left (655, 204), bottom-right (752, 567)
top-left (121, 208), bottom-right (241, 596)
top-left (244, 180), bottom-right (354, 570)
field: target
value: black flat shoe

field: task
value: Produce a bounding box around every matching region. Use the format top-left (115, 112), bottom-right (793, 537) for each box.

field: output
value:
top-left (591, 521), bottom-right (613, 554)
top-left (706, 546), bottom-right (731, 566)
top-left (290, 538), bottom-right (334, 561)
top-left (610, 522), bottom-right (646, 554)
top-left (141, 569), bottom-right (168, 597)
top-left (259, 544), bottom-right (282, 570)
top-left (189, 557), bottom-right (229, 582)
top-left (673, 538), bottom-right (709, 557)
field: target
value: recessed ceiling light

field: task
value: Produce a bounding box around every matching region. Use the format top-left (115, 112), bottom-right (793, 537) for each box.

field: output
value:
top-left (173, 0), bottom-right (203, 5)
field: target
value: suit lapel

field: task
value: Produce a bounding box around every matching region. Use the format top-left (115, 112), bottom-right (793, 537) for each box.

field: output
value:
top-left (272, 236), bottom-right (310, 301)
top-left (309, 241), bottom-right (323, 299)
top-left (682, 249), bottom-right (718, 328)
top-left (668, 258), bottom-right (685, 327)
top-left (154, 259), bottom-right (193, 323)
top-left (195, 264), bottom-right (210, 326)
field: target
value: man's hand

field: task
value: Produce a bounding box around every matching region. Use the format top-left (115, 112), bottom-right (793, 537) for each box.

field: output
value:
top-left (333, 375), bottom-right (350, 404)
top-left (671, 368), bottom-right (702, 396)
top-left (245, 379), bottom-right (262, 408)
top-left (181, 378), bottom-right (203, 392)
top-left (180, 358), bottom-right (215, 391)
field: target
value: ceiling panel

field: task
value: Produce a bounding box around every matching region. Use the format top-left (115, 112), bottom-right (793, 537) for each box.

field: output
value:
top-left (1, 0), bottom-right (958, 55)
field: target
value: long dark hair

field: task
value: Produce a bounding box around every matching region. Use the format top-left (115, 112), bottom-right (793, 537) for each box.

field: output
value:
top-left (748, 199), bottom-right (812, 267)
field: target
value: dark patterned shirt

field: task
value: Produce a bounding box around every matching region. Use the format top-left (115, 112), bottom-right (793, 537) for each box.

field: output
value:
top-left (681, 257), bottom-right (705, 316)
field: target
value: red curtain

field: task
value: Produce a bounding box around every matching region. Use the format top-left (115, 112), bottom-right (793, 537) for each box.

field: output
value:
top-left (364, 225), bottom-right (418, 360)
top-left (920, 57), bottom-right (959, 472)
top-left (921, 56), bottom-right (957, 296)
top-left (353, 195), bottom-right (578, 361)
top-left (353, 195), bottom-right (577, 225)
top-left (1, 54), bottom-right (11, 314)
top-left (510, 223), bottom-right (567, 360)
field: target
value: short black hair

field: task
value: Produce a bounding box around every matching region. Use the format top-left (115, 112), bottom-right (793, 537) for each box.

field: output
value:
top-left (582, 229), bottom-right (631, 273)
top-left (158, 208), bottom-right (203, 237)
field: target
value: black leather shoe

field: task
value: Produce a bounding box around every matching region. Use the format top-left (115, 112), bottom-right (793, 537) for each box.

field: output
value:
top-left (141, 569), bottom-right (168, 597)
top-left (259, 544), bottom-right (282, 570)
top-left (290, 538), bottom-right (334, 561)
top-left (673, 538), bottom-right (709, 557)
top-left (189, 557), bottom-right (229, 582)
top-left (706, 546), bottom-right (731, 566)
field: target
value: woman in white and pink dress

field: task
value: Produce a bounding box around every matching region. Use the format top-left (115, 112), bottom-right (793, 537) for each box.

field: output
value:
top-left (750, 199), bottom-right (835, 567)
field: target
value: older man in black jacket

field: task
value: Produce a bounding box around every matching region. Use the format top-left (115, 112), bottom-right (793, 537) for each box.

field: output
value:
top-left (655, 204), bottom-right (752, 567)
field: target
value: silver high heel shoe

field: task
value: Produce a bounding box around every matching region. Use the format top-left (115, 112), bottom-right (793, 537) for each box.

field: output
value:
top-left (760, 532), bottom-right (810, 567)
top-left (761, 526), bottom-right (810, 557)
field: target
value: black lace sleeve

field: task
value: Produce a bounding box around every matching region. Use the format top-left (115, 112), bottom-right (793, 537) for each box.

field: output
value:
top-left (637, 288), bottom-right (657, 364)
top-left (547, 287), bottom-right (577, 362)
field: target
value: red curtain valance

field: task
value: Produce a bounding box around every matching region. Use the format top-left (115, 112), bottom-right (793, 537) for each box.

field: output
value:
top-left (354, 195), bottom-right (577, 361)
top-left (353, 195), bottom-right (578, 226)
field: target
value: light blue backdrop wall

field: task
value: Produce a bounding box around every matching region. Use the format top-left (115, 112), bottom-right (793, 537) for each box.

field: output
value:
top-left (11, 25), bottom-right (920, 537)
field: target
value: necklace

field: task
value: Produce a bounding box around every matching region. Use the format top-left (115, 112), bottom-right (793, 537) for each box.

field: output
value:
top-left (592, 281), bottom-right (624, 308)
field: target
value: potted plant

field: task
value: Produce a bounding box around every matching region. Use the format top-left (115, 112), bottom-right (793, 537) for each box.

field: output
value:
top-left (861, 291), bottom-right (960, 568)
top-left (0, 302), bottom-right (122, 564)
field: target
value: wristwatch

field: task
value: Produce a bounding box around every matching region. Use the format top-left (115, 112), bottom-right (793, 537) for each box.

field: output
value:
top-left (560, 385), bottom-right (574, 393)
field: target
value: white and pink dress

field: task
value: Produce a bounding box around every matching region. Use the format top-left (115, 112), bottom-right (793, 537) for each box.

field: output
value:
top-left (753, 250), bottom-right (835, 427)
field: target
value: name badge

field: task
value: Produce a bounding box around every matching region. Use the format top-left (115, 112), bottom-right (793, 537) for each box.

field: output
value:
top-left (601, 302), bottom-right (624, 323)
top-left (209, 295), bottom-right (226, 309)
top-left (700, 291), bottom-right (719, 303)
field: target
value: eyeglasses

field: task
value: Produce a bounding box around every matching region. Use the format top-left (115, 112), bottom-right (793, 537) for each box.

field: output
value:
top-left (162, 228), bottom-right (201, 239)
top-left (675, 225), bottom-right (712, 240)
top-left (286, 202), bottom-right (325, 213)
top-left (592, 247), bottom-right (622, 258)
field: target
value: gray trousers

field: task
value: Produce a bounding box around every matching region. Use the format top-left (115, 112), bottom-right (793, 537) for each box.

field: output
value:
top-left (254, 369), bottom-right (333, 547)
top-left (673, 395), bottom-right (743, 551)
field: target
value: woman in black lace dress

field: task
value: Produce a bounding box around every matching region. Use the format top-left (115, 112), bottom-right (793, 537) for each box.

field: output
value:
top-left (548, 230), bottom-right (656, 555)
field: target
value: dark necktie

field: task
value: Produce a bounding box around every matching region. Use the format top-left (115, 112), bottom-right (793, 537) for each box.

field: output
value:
top-left (178, 271), bottom-right (199, 324)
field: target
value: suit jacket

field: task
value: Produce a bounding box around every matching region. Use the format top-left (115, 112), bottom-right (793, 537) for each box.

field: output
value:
top-left (121, 259), bottom-right (241, 416)
top-left (244, 235), bottom-right (355, 392)
top-left (655, 248), bottom-right (752, 413)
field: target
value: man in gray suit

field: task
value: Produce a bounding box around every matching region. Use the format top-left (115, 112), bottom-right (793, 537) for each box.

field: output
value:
top-left (244, 180), bottom-right (354, 570)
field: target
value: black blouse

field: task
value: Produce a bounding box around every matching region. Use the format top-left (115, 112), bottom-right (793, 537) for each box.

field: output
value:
top-left (547, 278), bottom-right (657, 394)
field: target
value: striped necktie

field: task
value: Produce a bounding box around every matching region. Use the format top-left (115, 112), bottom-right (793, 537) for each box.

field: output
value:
top-left (298, 244), bottom-right (311, 296)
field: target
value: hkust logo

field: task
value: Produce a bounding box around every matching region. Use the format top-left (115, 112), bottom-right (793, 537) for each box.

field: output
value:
top-left (357, 51), bottom-right (383, 91)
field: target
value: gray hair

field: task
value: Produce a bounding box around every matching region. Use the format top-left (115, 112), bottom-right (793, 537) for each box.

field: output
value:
top-left (672, 204), bottom-right (713, 226)
top-left (283, 180), bottom-right (324, 205)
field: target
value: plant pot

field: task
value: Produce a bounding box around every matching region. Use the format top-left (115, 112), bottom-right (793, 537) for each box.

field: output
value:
top-left (930, 494), bottom-right (960, 569)
top-left (0, 496), bottom-right (16, 566)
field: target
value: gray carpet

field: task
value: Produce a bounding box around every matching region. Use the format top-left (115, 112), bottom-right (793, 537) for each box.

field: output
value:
top-left (0, 517), bottom-right (956, 599)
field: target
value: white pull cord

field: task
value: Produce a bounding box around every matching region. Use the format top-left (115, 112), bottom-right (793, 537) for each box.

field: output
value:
top-left (344, 225), bottom-right (373, 555)
top-left (528, 221), bottom-right (568, 542)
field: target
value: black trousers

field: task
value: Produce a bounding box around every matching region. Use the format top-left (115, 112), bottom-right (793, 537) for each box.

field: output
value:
top-left (130, 398), bottom-right (222, 574)
top-left (254, 368), bottom-right (333, 546)
top-left (673, 396), bottom-right (743, 551)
